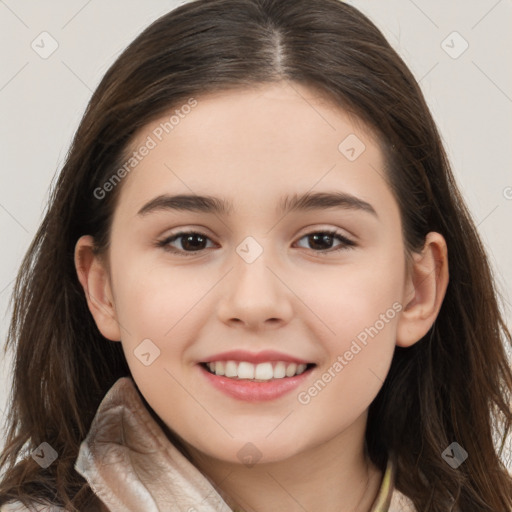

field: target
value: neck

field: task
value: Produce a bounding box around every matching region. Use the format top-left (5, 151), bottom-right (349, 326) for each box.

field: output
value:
top-left (186, 413), bottom-right (383, 512)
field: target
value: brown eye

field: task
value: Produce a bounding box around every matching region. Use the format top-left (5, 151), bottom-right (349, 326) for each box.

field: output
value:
top-left (295, 230), bottom-right (355, 254)
top-left (156, 229), bottom-right (355, 257)
top-left (157, 231), bottom-right (215, 255)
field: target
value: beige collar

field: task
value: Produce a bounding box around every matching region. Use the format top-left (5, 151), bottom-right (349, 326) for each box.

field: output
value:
top-left (75, 377), bottom-right (414, 511)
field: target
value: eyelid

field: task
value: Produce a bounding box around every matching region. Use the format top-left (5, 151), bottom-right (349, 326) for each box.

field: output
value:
top-left (296, 223), bottom-right (356, 240)
top-left (156, 225), bottom-right (357, 256)
top-left (158, 223), bottom-right (355, 241)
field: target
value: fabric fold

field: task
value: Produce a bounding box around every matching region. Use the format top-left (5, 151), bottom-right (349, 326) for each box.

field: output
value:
top-left (73, 376), bottom-right (416, 512)
top-left (75, 377), bottom-right (233, 512)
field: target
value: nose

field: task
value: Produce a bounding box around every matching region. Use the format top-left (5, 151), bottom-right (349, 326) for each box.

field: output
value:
top-left (216, 249), bottom-right (294, 331)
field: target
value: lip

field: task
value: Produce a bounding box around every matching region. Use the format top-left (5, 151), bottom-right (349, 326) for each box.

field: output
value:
top-left (198, 363), bottom-right (315, 402)
top-left (200, 349), bottom-right (311, 365)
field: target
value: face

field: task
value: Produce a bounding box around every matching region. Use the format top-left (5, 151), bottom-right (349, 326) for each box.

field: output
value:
top-left (93, 82), bottom-right (411, 465)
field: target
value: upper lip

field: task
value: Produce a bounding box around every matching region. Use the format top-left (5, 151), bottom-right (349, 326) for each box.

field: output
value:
top-left (201, 350), bottom-right (312, 365)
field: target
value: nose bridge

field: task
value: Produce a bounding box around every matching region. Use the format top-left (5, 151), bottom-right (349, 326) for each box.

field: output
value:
top-left (234, 244), bottom-right (274, 292)
top-left (216, 237), bottom-right (293, 328)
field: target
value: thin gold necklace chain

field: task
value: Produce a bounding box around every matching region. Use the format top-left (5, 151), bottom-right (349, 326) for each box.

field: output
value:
top-left (230, 462), bottom-right (372, 512)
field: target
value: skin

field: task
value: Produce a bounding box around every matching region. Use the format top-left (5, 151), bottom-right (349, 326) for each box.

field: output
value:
top-left (75, 81), bottom-right (449, 512)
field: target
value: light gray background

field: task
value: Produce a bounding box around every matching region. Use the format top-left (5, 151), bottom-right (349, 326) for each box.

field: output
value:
top-left (1, 0), bottom-right (511, 469)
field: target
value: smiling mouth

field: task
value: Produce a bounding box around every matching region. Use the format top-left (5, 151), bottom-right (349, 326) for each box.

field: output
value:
top-left (200, 361), bottom-right (316, 381)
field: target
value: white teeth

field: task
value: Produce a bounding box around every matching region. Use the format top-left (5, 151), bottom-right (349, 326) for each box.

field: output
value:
top-left (285, 363), bottom-right (297, 377)
top-left (255, 362), bottom-right (273, 380)
top-left (225, 361), bottom-right (238, 378)
top-left (273, 361), bottom-right (286, 378)
top-left (296, 364), bottom-right (307, 375)
top-left (205, 360), bottom-right (311, 380)
top-left (214, 361), bottom-right (225, 376)
top-left (237, 362), bottom-right (255, 379)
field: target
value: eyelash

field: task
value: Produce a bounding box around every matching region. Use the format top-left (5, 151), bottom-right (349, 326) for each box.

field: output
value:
top-left (155, 229), bottom-right (356, 257)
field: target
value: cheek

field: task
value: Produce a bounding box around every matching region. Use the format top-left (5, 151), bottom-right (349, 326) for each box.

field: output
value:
top-left (308, 247), bottom-right (405, 345)
top-left (111, 250), bottom-right (198, 338)
top-left (109, 250), bottom-right (222, 396)
top-left (109, 254), bottom-right (199, 426)
top-left (298, 250), bottom-right (404, 405)
top-left (108, 253), bottom-right (193, 387)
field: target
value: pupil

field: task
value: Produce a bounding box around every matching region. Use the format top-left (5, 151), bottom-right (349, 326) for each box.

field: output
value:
top-left (183, 234), bottom-right (205, 251)
top-left (310, 233), bottom-right (332, 250)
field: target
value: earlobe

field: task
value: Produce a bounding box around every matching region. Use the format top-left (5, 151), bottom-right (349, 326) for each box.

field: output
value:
top-left (74, 235), bottom-right (122, 342)
top-left (396, 232), bottom-right (449, 348)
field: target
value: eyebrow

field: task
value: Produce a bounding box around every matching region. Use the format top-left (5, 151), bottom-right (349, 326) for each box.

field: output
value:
top-left (137, 191), bottom-right (377, 218)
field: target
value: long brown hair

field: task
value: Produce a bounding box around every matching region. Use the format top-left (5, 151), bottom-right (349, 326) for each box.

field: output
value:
top-left (1, 0), bottom-right (511, 510)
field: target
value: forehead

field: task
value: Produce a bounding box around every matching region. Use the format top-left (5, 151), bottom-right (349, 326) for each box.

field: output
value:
top-left (112, 81), bottom-right (393, 222)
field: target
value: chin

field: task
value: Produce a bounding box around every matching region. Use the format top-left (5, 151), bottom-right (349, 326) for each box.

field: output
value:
top-left (187, 434), bottom-right (309, 467)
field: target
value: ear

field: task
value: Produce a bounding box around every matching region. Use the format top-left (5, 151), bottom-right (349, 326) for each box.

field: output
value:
top-left (396, 232), bottom-right (449, 348)
top-left (74, 235), bottom-right (121, 342)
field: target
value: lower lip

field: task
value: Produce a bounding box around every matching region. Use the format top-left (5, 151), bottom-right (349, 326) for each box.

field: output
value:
top-left (198, 364), bottom-right (314, 402)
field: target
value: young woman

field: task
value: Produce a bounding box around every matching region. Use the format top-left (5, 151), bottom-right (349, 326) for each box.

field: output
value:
top-left (1, 0), bottom-right (511, 510)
